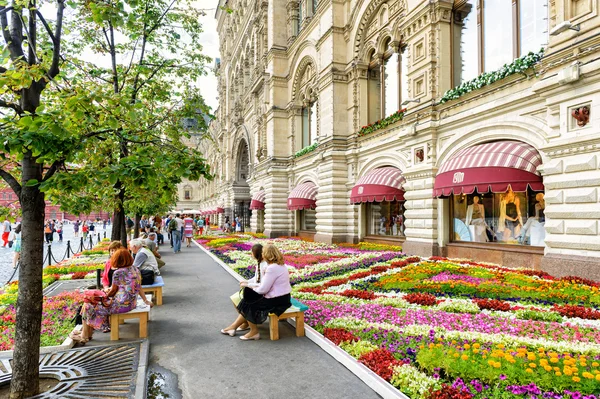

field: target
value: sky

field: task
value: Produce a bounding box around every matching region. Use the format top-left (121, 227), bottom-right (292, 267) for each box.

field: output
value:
top-left (196, 1), bottom-right (221, 112)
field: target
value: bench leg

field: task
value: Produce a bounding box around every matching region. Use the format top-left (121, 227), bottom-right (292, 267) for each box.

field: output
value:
top-left (269, 314), bottom-right (279, 341)
top-left (119, 319), bottom-right (125, 325)
top-left (156, 288), bottom-right (163, 306)
top-left (139, 314), bottom-right (148, 338)
top-left (110, 316), bottom-right (120, 341)
top-left (295, 313), bottom-right (305, 337)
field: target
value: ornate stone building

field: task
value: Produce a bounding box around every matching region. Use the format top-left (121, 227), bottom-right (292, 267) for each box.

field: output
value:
top-left (194, 0), bottom-right (600, 279)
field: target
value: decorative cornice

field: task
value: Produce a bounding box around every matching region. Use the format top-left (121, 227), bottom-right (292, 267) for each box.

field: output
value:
top-left (540, 136), bottom-right (600, 158)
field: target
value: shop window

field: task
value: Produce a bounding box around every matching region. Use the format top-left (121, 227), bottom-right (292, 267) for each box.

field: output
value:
top-left (184, 190), bottom-right (191, 200)
top-left (452, 0), bottom-right (548, 85)
top-left (367, 201), bottom-right (405, 237)
top-left (451, 188), bottom-right (545, 246)
top-left (299, 209), bottom-right (316, 231)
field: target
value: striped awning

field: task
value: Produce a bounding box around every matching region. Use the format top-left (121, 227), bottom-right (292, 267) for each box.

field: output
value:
top-left (216, 207), bottom-right (224, 214)
top-left (350, 167), bottom-right (405, 204)
top-left (288, 182), bottom-right (318, 211)
top-left (434, 141), bottom-right (544, 197)
top-left (249, 190), bottom-right (266, 210)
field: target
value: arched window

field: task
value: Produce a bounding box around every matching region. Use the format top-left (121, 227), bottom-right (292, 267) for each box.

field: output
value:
top-left (368, 39), bottom-right (409, 123)
top-left (452, 0), bottom-right (547, 85)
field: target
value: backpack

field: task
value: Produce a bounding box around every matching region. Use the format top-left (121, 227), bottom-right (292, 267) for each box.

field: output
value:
top-left (168, 218), bottom-right (178, 231)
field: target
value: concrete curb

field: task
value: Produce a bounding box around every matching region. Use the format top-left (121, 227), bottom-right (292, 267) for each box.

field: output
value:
top-left (193, 240), bottom-right (409, 399)
top-left (135, 339), bottom-right (150, 399)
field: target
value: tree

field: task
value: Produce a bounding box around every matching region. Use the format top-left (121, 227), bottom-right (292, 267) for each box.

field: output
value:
top-left (63, 0), bottom-right (213, 245)
top-left (0, 0), bottom-right (212, 396)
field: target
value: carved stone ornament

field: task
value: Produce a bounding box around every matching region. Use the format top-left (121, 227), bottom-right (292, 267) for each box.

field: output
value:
top-left (571, 106), bottom-right (590, 127)
top-left (415, 148), bottom-right (424, 163)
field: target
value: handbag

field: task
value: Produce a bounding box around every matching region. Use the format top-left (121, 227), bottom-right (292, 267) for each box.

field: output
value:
top-left (83, 289), bottom-right (111, 306)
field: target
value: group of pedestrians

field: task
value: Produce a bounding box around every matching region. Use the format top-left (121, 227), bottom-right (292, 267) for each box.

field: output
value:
top-left (2, 218), bottom-right (21, 268)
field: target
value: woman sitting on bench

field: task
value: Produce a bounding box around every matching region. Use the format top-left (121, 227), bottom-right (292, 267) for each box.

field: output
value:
top-left (221, 244), bottom-right (291, 341)
top-left (71, 248), bottom-right (143, 344)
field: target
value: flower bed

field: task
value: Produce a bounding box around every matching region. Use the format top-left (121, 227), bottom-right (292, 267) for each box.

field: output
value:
top-left (0, 242), bottom-right (110, 350)
top-left (198, 236), bottom-right (600, 399)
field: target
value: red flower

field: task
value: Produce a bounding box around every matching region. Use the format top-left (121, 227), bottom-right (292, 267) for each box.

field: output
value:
top-left (552, 304), bottom-right (600, 320)
top-left (404, 293), bottom-right (438, 306)
top-left (473, 298), bottom-right (512, 312)
top-left (339, 289), bottom-right (376, 300)
top-left (358, 349), bottom-right (404, 381)
top-left (299, 286), bottom-right (324, 294)
top-left (428, 384), bottom-right (474, 399)
top-left (322, 278), bottom-right (349, 288)
top-left (323, 327), bottom-right (359, 345)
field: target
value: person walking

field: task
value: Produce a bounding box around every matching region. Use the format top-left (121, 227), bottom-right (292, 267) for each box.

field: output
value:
top-left (73, 220), bottom-right (80, 237)
top-left (44, 222), bottom-right (53, 244)
top-left (2, 218), bottom-right (11, 247)
top-left (12, 223), bottom-right (21, 268)
top-left (56, 221), bottom-right (64, 242)
top-left (169, 213), bottom-right (183, 253)
top-left (82, 221), bottom-right (89, 240)
top-left (183, 214), bottom-right (195, 247)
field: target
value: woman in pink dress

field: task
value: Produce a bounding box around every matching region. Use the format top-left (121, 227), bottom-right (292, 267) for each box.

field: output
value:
top-left (71, 248), bottom-right (142, 343)
top-left (183, 214), bottom-right (195, 247)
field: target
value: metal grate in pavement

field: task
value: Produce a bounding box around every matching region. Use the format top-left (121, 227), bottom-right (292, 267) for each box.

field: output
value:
top-left (0, 342), bottom-right (141, 398)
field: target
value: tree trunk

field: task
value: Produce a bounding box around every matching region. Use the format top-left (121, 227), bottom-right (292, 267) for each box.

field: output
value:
top-left (10, 154), bottom-right (45, 399)
top-left (134, 213), bottom-right (141, 238)
top-left (110, 183), bottom-right (128, 247)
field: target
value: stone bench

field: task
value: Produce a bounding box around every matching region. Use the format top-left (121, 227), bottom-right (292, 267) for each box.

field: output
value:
top-left (109, 294), bottom-right (152, 341)
top-left (142, 276), bottom-right (164, 306)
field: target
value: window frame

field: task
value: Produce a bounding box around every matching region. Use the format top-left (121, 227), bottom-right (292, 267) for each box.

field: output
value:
top-left (368, 40), bottom-right (408, 121)
top-left (451, 0), bottom-right (548, 87)
top-left (301, 100), bottom-right (317, 147)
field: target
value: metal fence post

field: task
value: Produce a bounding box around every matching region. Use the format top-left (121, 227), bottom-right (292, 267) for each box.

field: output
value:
top-left (47, 244), bottom-right (53, 266)
top-left (66, 240), bottom-right (71, 258)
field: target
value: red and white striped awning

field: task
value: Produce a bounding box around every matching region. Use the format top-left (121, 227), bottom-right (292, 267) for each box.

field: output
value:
top-left (434, 141), bottom-right (544, 197)
top-left (350, 167), bottom-right (405, 204)
top-left (288, 182), bottom-right (318, 211)
top-left (249, 190), bottom-right (266, 210)
top-left (216, 207), bottom-right (224, 214)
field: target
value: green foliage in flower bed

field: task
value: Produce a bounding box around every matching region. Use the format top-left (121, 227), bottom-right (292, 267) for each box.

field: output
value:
top-left (440, 50), bottom-right (544, 103)
top-left (294, 142), bottom-right (319, 158)
top-left (358, 109), bottom-right (405, 137)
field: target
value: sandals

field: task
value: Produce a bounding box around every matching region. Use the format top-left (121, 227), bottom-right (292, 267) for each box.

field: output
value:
top-left (69, 332), bottom-right (90, 345)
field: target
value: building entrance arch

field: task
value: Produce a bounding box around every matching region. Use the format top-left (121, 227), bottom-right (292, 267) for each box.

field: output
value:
top-left (232, 139), bottom-right (251, 231)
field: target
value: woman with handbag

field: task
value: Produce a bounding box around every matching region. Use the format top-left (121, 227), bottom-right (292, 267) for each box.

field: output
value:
top-left (221, 244), bottom-right (291, 341)
top-left (70, 248), bottom-right (144, 344)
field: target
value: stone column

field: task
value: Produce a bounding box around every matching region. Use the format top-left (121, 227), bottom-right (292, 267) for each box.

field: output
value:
top-left (314, 148), bottom-right (355, 243)
top-left (401, 166), bottom-right (440, 256)
top-left (264, 167), bottom-right (293, 237)
top-left (539, 150), bottom-right (600, 280)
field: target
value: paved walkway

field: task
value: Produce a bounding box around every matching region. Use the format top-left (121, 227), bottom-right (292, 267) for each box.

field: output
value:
top-left (145, 244), bottom-right (381, 399)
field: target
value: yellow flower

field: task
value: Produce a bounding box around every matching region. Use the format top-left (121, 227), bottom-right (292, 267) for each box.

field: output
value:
top-left (596, 374), bottom-right (600, 381)
top-left (553, 367), bottom-right (560, 372)
top-left (488, 360), bottom-right (495, 367)
top-left (544, 366), bottom-right (552, 372)
top-left (572, 376), bottom-right (581, 382)
top-left (461, 354), bottom-right (469, 361)
top-left (550, 358), bottom-right (559, 363)
top-left (526, 368), bottom-right (533, 373)
top-left (464, 344), bottom-right (471, 349)
top-left (497, 343), bottom-right (505, 349)
top-left (473, 343), bottom-right (481, 349)
top-left (473, 349), bottom-right (480, 354)
top-left (516, 352), bottom-right (526, 358)
top-left (555, 371), bottom-right (562, 376)
top-left (582, 372), bottom-right (594, 379)
top-left (529, 363), bottom-right (537, 368)
top-left (429, 343), bottom-right (435, 349)
top-left (527, 352), bottom-right (536, 361)
top-left (494, 362), bottom-right (501, 368)
top-left (453, 353), bottom-right (459, 358)
top-left (592, 362), bottom-right (599, 367)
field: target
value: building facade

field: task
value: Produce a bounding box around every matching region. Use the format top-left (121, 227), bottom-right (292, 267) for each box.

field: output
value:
top-left (191, 0), bottom-right (600, 279)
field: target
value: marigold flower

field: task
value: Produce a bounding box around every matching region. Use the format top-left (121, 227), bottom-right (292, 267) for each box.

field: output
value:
top-left (555, 371), bottom-right (562, 376)
top-left (526, 368), bottom-right (533, 373)
top-left (529, 363), bottom-right (537, 368)
top-left (461, 354), bottom-right (469, 361)
top-left (572, 376), bottom-right (581, 382)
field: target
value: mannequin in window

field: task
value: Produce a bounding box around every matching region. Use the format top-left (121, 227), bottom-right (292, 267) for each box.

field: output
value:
top-left (497, 188), bottom-right (523, 241)
top-left (465, 196), bottom-right (488, 242)
top-left (517, 193), bottom-right (545, 245)
top-left (379, 215), bottom-right (386, 235)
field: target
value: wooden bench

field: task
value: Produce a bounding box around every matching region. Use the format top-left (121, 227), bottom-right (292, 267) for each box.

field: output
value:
top-left (142, 276), bottom-right (164, 306)
top-left (109, 294), bottom-right (152, 341)
top-left (269, 298), bottom-right (308, 341)
top-left (229, 294), bottom-right (308, 341)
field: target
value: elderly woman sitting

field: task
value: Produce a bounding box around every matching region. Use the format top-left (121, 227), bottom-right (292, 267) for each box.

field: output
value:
top-left (71, 248), bottom-right (144, 343)
top-left (130, 238), bottom-right (160, 285)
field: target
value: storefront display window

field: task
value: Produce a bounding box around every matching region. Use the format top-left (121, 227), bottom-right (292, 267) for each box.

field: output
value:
top-left (451, 188), bottom-right (545, 246)
top-left (367, 201), bottom-right (405, 237)
top-left (300, 209), bottom-right (316, 231)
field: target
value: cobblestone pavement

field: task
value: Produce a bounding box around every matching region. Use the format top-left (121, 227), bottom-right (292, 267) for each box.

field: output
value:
top-left (0, 224), bottom-right (113, 287)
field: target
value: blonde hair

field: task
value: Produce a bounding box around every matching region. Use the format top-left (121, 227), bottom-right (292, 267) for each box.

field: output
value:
top-left (262, 244), bottom-right (284, 265)
top-left (108, 241), bottom-right (123, 251)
